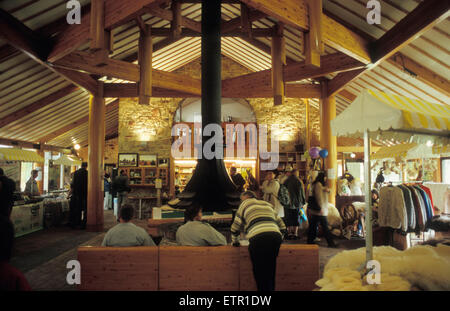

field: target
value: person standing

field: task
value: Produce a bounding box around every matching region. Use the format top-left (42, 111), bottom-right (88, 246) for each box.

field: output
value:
top-left (71, 162), bottom-right (88, 229)
top-left (261, 171), bottom-right (284, 218)
top-left (176, 203), bottom-right (227, 246)
top-left (307, 172), bottom-right (337, 247)
top-left (231, 191), bottom-right (286, 291)
top-left (284, 169), bottom-right (306, 240)
top-left (230, 167), bottom-right (246, 193)
top-left (103, 173), bottom-right (112, 210)
top-left (24, 170), bottom-right (39, 196)
top-left (245, 169), bottom-right (260, 195)
top-left (0, 168), bottom-right (16, 219)
top-left (112, 170), bottom-right (131, 221)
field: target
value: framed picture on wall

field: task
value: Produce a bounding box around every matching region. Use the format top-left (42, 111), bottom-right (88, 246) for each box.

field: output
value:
top-left (118, 153), bottom-right (138, 167)
top-left (139, 154), bottom-right (157, 167)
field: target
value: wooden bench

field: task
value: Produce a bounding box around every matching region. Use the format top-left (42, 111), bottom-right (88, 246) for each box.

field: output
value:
top-left (77, 244), bottom-right (319, 291)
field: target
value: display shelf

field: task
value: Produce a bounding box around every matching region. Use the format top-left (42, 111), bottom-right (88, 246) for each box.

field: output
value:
top-left (259, 152), bottom-right (307, 184)
top-left (121, 163), bottom-right (169, 188)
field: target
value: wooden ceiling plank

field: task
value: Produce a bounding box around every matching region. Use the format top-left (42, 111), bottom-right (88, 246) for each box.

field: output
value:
top-left (0, 85), bottom-right (79, 129)
top-left (388, 52), bottom-right (450, 98)
top-left (39, 99), bottom-right (119, 144)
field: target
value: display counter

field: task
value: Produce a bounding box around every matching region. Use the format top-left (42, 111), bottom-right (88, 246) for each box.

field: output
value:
top-left (43, 197), bottom-right (70, 227)
top-left (10, 201), bottom-right (44, 237)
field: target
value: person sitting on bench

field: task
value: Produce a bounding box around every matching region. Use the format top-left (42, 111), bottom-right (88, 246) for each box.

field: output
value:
top-left (102, 205), bottom-right (155, 247)
top-left (176, 203), bottom-right (227, 246)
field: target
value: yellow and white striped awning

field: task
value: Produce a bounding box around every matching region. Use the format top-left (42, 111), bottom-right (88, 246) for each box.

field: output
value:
top-left (372, 143), bottom-right (417, 160)
top-left (53, 154), bottom-right (82, 166)
top-left (0, 148), bottom-right (44, 162)
top-left (367, 90), bottom-right (450, 131)
top-left (331, 89), bottom-right (450, 138)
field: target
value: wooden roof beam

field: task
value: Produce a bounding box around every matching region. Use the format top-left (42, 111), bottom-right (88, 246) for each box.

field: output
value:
top-left (104, 84), bottom-right (195, 98)
top-left (144, 2), bottom-right (201, 33)
top-left (0, 137), bottom-right (71, 153)
top-left (170, 0), bottom-right (182, 40)
top-left (327, 0), bottom-right (450, 96)
top-left (53, 50), bottom-right (201, 95)
top-left (370, 0), bottom-right (450, 65)
top-left (221, 9), bottom-right (266, 33)
top-left (139, 24), bottom-right (153, 105)
top-left (0, 8), bottom-right (52, 61)
top-left (103, 82), bottom-right (321, 98)
top-left (271, 23), bottom-right (286, 105)
top-left (304, 0), bottom-right (323, 68)
top-left (47, 0), bottom-right (168, 63)
top-left (239, 0), bottom-right (371, 64)
top-left (222, 53), bottom-right (365, 96)
top-left (0, 7), bottom-right (98, 95)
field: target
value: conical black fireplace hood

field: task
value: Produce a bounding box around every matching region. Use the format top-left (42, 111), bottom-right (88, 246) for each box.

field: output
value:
top-left (174, 0), bottom-right (240, 211)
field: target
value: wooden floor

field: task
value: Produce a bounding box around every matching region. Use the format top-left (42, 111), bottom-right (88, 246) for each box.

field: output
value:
top-left (10, 210), bottom-right (364, 290)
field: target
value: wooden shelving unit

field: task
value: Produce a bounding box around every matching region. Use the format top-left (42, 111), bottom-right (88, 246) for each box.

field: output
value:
top-left (259, 152), bottom-right (307, 183)
top-left (120, 160), bottom-right (169, 188)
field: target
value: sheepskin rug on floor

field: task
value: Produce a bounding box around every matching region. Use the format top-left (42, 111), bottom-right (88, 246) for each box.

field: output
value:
top-left (316, 244), bottom-right (450, 291)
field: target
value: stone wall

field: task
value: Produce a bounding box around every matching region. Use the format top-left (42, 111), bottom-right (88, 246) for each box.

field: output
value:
top-left (78, 137), bottom-right (119, 164)
top-left (118, 56), bottom-right (320, 156)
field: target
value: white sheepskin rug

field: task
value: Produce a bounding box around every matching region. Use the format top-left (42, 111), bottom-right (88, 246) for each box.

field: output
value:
top-left (327, 203), bottom-right (342, 229)
top-left (316, 244), bottom-right (450, 291)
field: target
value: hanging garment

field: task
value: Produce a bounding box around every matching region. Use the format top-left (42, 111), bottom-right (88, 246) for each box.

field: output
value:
top-left (414, 186), bottom-right (433, 228)
top-left (420, 185), bottom-right (435, 216)
top-left (398, 185), bottom-right (416, 232)
top-left (407, 186), bottom-right (424, 233)
top-left (379, 187), bottom-right (407, 232)
top-left (423, 183), bottom-right (450, 214)
top-left (411, 187), bottom-right (428, 230)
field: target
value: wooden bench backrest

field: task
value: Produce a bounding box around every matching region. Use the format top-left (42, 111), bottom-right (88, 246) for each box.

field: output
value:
top-left (159, 246), bottom-right (240, 291)
top-left (77, 246), bottom-right (158, 291)
top-left (239, 244), bottom-right (319, 291)
top-left (77, 244), bottom-right (319, 291)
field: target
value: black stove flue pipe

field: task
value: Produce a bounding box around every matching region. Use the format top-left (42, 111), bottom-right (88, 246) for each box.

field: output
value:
top-left (174, 0), bottom-right (240, 212)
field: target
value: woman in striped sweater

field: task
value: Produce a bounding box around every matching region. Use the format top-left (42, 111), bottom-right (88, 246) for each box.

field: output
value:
top-left (231, 191), bottom-right (287, 291)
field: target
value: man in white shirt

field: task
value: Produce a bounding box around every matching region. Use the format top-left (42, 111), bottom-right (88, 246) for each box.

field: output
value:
top-left (24, 170), bottom-right (39, 196)
top-left (102, 205), bottom-right (155, 247)
top-left (176, 203), bottom-right (227, 246)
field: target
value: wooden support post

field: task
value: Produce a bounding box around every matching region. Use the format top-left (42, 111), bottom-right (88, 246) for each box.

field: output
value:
top-left (36, 148), bottom-right (45, 194)
top-left (271, 23), bottom-right (285, 106)
top-left (305, 0), bottom-right (323, 68)
top-left (305, 99), bottom-right (311, 152)
top-left (105, 30), bottom-right (114, 54)
top-left (240, 3), bottom-right (252, 37)
top-left (90, 0), bottom-right (108, 66)
top-left (139, 25), bottom-right (152, 105)
top-left (171, 0), bottom-right (182, 40)
top-left (87, 82), bottom-right (105, 232)
top-left (320, 81), bottom-right (337, 205)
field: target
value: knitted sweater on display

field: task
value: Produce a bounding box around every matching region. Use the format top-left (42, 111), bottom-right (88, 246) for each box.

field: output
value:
top-left (231, 198), bottom-right (286, 244)
top-left (379, 186), bottom-right (407, 232)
